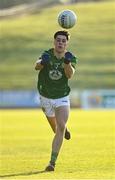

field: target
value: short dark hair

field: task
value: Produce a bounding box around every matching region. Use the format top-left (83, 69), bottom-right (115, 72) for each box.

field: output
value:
top-left (54, 30), bottom-right (70, 41)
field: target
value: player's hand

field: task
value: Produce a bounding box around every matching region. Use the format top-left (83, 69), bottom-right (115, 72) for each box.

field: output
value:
top-left (41, 52), bottom-right (50, 65)
top-left (64, 52), bottom-right (73, 64)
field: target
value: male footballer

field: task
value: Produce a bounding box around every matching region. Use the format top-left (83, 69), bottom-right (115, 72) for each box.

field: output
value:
top-left (35, 30), bottom-right (78, 171)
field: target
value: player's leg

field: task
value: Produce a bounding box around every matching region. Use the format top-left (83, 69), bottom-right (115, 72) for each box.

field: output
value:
top-left (46, 116), bottom-right (71, 140)
top-left (45, 105), bottom-right (69, 171)
top-left (46, 116), bottom-right (56, 133)
top-left (52, 105), bottom-right (69, 152)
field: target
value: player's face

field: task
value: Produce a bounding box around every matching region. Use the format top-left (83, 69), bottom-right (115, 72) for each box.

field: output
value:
top-left (54, 35), bottom-right (68, 53)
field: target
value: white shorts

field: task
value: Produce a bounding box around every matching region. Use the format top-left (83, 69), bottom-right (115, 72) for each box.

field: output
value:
top-left (39, 95), bottom-right (70, 117)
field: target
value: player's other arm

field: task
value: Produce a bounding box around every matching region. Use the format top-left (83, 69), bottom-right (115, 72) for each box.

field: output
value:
top-left (35, 52), bottom-right (50, 71)
top-left (64, 63), bottom-right (75, 79)
top-left (64, 52), bottom-right (75, 79)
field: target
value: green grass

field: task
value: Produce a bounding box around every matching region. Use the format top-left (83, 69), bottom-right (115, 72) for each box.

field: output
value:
top-left (0, 109), bottom-right (115, 179)
top-left (0, 1), bottom-right (115, 89)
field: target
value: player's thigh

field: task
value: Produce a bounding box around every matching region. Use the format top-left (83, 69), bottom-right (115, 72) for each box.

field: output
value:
top-left (55, 106), bottom-right (70, 129)
top-left (46, 116), bottom-right (57, 133)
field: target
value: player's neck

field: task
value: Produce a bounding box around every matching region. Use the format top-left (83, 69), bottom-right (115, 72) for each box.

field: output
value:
top-left (53, 49), bottom-right (65, 59)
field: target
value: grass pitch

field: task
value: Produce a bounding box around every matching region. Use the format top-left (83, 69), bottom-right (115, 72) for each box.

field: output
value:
top-left (0, 109), bottom-right (114, 179)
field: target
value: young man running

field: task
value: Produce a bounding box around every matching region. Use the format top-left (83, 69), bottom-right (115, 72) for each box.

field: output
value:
top-left (35, 30), bottom-right (78, 171)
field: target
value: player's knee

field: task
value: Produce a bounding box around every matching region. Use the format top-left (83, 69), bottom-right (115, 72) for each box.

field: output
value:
top-left (58, 122), bottom-right (66, 133)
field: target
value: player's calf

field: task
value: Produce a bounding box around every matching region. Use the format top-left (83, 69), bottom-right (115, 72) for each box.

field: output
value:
top-left (64, 128), bottom-right (71, 140)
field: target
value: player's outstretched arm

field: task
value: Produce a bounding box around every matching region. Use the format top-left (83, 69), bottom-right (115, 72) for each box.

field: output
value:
top-left (64, 51), bottom-right (75, 79)
top-left (64, 63), bottom-right (75, 79)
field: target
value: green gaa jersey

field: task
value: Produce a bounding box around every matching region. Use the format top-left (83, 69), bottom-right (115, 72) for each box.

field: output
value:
top-left (37, 48), bottom-right (78, 99)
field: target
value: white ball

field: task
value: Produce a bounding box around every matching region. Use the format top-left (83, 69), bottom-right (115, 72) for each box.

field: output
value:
top-left (58, 10), bottom-right (77, 29)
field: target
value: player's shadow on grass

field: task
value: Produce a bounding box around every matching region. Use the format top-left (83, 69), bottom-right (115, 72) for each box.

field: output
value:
top-left (0, 170), bottom-right (47, 178)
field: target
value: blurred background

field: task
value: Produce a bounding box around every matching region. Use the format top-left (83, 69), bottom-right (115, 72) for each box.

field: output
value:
top-left (0, 0), bottom-right (115, 109)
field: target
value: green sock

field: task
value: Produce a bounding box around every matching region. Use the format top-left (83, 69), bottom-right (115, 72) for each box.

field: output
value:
top-left (50, 151), bottom-right (58, 164)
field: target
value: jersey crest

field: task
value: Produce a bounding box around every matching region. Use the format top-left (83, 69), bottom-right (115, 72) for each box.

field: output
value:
top-left (49, 62), bottom-right (62, 80)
